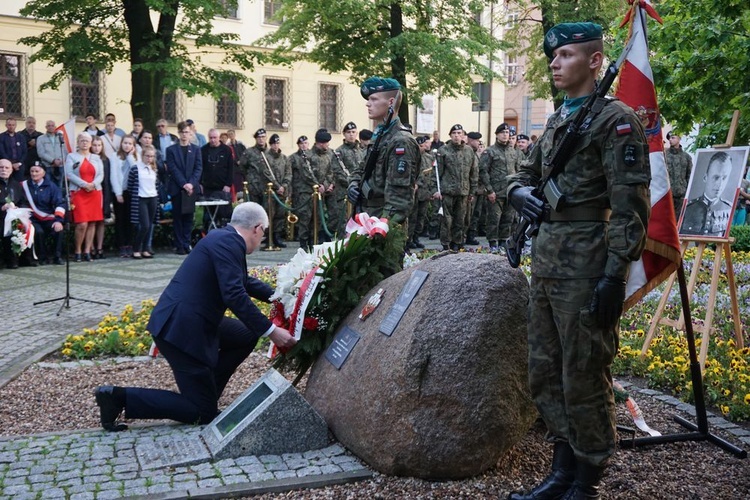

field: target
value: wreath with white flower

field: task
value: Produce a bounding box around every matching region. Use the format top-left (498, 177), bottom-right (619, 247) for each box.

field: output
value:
top-left (3, 207), bottom-right (34, 256)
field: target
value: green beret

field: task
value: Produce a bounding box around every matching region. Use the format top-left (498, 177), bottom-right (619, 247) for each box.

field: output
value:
top-left (544, 22), bottom-right (603, 59)
top-left (360, 77), bottom-right (401, 99)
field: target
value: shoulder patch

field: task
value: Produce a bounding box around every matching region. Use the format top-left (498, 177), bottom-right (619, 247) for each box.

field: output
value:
top-left (616, 123), bottom-right (632, 136)
top-left (395, 147), bottom-right (405, 155)
top-left (623, 144), bottom-right (638, 166)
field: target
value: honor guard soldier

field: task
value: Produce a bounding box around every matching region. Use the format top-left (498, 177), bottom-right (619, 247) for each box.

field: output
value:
top-left (347, 77), bottom-right (419, 227)
top-left (335, 122), bottom-right (364, 230)
top-left (261, 134), bottom-right (292, 247)
top-left (665, 131), bottom-right (693, 218)
top-left (290, 136), bottom-right (320, 250)
top-left (407, 135), bottom-right (434, 249)
top-left (434, 124), bottom-right (478, 251)
top-left (238, 129), bottom-right (268, 204)
top-left (506, 22), bottom-right (650, 500)
top-left (479, 123), bottom-right (514, 252)
top-left (680, 151), bottom-right (732, 237)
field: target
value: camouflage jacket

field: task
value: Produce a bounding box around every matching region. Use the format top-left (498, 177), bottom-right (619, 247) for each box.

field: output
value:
top-left (349, 117), bottom-right (419, 223)
top-left (239, 144), bottom-right (266, 196)
top-left (416, 151), bottom-right (435, 202)
top-left (479, 140), bottom-right (515, 198)
top-left (261, 149), bottom-right (292, 196)
top-left (436, 141), bottom-right (478, 197)
top-left (507, 98), bottom-right (651, 280)
top-left (290, 150), bottom-right (320, 196)
top-left (665, 145), bottom-right (692, 199)
top-left (308, 145), bottom-right (334, 192)
top-left (335, 141), bottom-right (364, 188)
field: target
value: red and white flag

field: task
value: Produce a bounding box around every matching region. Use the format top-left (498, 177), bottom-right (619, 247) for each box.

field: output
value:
top-left (615, 0), bottom-right (681, 310)
top-left (54, 118), bottom-right (77, 154)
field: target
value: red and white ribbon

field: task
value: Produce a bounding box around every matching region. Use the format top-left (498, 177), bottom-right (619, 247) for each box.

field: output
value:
top-left (345, 212), bottom-right (389, 238)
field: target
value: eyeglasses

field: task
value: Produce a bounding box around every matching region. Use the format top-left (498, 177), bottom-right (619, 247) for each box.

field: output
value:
top-left (254, 223), bottom-right (268, 233)
top-left (143, 154), bottom-right (156, 158)
top-left (157, 124), bottom-right (166, 127)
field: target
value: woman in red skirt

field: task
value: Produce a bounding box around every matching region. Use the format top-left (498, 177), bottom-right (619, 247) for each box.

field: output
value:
top-left (65, 133), bottom-right (104, 262)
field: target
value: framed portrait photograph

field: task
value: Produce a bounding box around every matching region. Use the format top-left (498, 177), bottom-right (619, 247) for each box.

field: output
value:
top-left (678, 146), bottom-right (750, 239)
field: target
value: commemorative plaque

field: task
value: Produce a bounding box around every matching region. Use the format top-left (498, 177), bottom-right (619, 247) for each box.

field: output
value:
top-left (379, 270), bottom-right (428, 336)
top-left (324, 325), bottom-right (361, 369)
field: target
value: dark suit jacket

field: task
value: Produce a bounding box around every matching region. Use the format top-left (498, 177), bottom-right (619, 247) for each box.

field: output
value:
top-left (147, 226), bottom-right (274, 367)
top-left (166, 142), bottom-right (203, 197)
top-left (155, 133), bottom-right (178, 155)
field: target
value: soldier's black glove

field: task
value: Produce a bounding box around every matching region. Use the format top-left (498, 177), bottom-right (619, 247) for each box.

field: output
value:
top-left (347, 183), bottom-right (361, 205)
top-left (509, 186), bottom-right (544, 221)
top-left (590, 275), bottom-right (627, 327)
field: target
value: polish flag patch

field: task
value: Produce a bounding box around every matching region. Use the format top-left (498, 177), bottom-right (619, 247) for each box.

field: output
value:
top-left (395, 147), bottom-right (405, 155)
top-left (616, 123), bottom-right (632, 135)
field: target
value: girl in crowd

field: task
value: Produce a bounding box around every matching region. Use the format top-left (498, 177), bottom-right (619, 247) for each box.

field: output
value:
top-left (90, 136), bottom-right (112, 259)
top-left (110, 136), bottom-right (139, 257)
top-left (128, 145), bottom-right (159, 259)
top-left (65, 133), bottom-right (104, 262)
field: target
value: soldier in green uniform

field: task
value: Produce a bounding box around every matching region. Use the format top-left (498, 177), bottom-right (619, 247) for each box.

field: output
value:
top-left (680, 151), bottom-right (733, 237)
top-left (465, 131), bottom-right (485, 246)
top-left (347, 77), bottom-right (419, 227)
top-left (238, 129), bottom-right (267, 204)
top-left (506, 23), bottom-right (650, 500)
top-left (333, 122), bottom-right (362, 234)
top-left (309, 129), bottom-right (335, 241)
top-left (260, 134), bottom-right (292, 247)
top-left (479, 123), bottom-right (514, 253)
top-left (289, 135), bottom-right (320, 250)
top-left (517, 134), bottom-right (532, 159)
top-left (665, 131), bottom-right (693, 218)
top-left (407, 135), bottom-right (434, 249)
top-left (434, 124), bottom-right (477, 251)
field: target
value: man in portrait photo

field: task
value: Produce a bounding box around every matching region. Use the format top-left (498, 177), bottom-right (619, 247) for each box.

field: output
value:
top-left (680, 151), bottom-right (733, 237)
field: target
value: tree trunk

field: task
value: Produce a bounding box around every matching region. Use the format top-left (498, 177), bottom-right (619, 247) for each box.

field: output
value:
top-left (390, 3), bottom-right (409, 125)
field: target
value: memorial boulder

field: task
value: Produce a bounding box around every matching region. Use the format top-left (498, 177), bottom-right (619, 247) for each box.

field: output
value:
top-left (305, 252), bottom-right (536, 479)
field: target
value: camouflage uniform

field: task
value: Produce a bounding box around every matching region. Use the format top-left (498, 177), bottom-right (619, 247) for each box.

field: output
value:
top-left (260, 149), bottom-right (292, 242)
top-left (498, 146), bottom-right (521, 245)
top-left (332, 142), bottom-right (361, 235)
top-left (465, 148), bottom-right (486, 243)
top-left (349, 117), bottom-right (419, 225)
top-left (436, 141), bottom-right (478, 248)
top-left (666, 145), bottom-right (692, 218)
top-left (290, 149), bottom-right (322, 246)
top-left (507, 98), bottom-right (651, 467)
top-left (409, 151), bottom-right (435, 241)
top-left (308, 145), bottom-right (335, 241)
top-left (238, 145), bottom-right (266, 204)
top-left (680, 194), bottom-right (732, 237)
top-left (479, 139), bottom-right (515, 245)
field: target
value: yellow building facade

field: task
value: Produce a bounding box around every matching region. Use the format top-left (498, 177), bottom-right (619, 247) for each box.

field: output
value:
top-left (0, 1), bottom-right (506, 145)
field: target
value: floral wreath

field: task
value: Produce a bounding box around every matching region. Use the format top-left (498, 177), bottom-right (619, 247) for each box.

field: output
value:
top-left (3, 207), bottom-right (34, 256)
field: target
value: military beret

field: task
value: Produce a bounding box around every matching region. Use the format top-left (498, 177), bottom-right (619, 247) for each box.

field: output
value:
top-left (449, 124), bottom-right (464, 134)
top-left (297, 135), bottom-right (308, 144)
top-left (467, 132), bottom-right (482, 140)
top-left (343, 121), bottom-right (357, 132)
top-left (509, 126), bottom-right (517, 135)
top-left (517, 134), bottom-right (530, 141)
top-left (666, 132), bottom-right (678, 140)
top-left (360, 77), bottom-right (401, 99)
top-left (315, 128), bottom-right (332, 143)
top-left (359, 129), bottom-right (373, 141)
top-left (416, 135), bottom-right (429, 145)
top-left (254, 128), bottom-right (267, 138)
top-left (186, 119), bottom-right (195, 126)
top-left (544, 22), bottom-right (603, 59)
top-left (269, 133), bottom-right (280, 145)
top-left (495, 123), bottom-right (510, 134)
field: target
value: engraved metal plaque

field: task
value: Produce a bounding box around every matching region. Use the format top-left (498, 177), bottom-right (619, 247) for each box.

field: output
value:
top-left (379, 270), bottom-right (428, 336)
top-left (324, 326), bottom-right (361, 369)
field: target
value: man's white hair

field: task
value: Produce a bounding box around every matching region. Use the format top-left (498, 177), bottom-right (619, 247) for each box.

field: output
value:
top-left (230, 202), bottom-right (268, 230)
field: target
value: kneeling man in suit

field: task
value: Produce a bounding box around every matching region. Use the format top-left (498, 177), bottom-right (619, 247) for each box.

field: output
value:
top-left (94, 202), bottom-right (296, 430)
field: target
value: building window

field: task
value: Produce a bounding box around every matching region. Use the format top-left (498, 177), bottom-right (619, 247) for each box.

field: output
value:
top-left (71, 64), bottom-right (100, 121)
top-left (216, 77), bottom-right (239, 127)
top-left (319, 83), bottom-right (339, 131)
top-left (161, 91), bottom-right (177, 123)
top-left (0, 54), bottom-right (22, 117)
top-left (264, 0), bottom-right (282, 25)
top-left (218, 0), bottom-right (238, 19)
top-left (472, 82), bottom-right (490, 112)
top-left (506, 55), bottom-right (520, 86)
top-left (264, 77), bottom-right (287, 130)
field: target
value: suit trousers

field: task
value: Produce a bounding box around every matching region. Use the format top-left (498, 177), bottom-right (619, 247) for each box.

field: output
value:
top-left (172, 191), bottom-right (194, 251)
top-left (124, 317), bottom-right (262, 424)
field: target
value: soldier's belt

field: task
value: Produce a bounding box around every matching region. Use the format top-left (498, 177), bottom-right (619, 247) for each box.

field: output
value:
top-left (542, 206), bottom-right (611, 223)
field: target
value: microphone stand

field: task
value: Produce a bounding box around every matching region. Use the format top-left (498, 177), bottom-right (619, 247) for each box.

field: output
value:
top-left (34, 136), bottom-right (111, 315)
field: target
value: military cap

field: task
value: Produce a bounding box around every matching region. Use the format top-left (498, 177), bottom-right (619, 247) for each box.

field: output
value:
top-left (449, 124), bottom-right (464, 134)
top-left (360, 77), bottom-right (401, 99)
top-left (186, 118), bottom-right (195, 126)
top-left (359, 129), bottom-right (373, 141)
top-left (467, 132), bottom-right (482, 140)
top-left (416, 135), bottom-right (429, 145)
top-left (544, 22), bottom-right (603, 59)
top-left (297, 135), bottom-right (308, 144)
top-left (495, 123), bottom-right (510, 134)
top-left (254, 128), bottom-right (267, 138)
top-left (666, 131), bottom-right (678, 140)
top-left (315, 128), bottom-right (332, 143)
top-left (269, 133), bottom-right (280, 145)
top-left (343, 122), bottom-right (357, 132)
top-left (509, 126), bottom-right (517, 136)
top-left (518, 134), bottom-right (530, 141)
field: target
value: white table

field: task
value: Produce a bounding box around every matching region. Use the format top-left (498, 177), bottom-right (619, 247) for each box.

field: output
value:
top-left (196, 199), bottom-right (230, 230)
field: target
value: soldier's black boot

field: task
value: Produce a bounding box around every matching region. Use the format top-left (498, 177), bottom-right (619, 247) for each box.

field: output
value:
top-left (273, 234), bottom-right (287, 248)
top-left (508, 442), bottom-right (575, 500)
top-left (412, 237), bottom-right (425, 249)
top-left (465, 230), bottom-right (480, 245)
top-left (559, 462), bottom-right (605, 500)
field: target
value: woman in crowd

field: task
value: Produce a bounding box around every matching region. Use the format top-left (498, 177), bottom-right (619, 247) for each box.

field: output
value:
top-left (110, 136), bottom-right (139, 257)
top-left (139, 130), bottom-right (166, 253)
top-left (65, 133), bottom-right (104, 262)
top-left (128, 145), bottom-right (159, 259)
top-left (90, 136), bottom-right (112, 259)
top-left (131, 118), bottom-right (144, 144)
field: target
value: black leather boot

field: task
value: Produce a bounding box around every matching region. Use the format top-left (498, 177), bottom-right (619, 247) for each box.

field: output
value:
top-left (93, 386), bottom-right (128, 432)
top-left (465, 230), bottom-right (480, 245)
top-left (273, 235), bottom-right (287, 248)
top-left (412, 237), bottom-right (425, 249)
top-left (508, 442), bottom-right (575, 500)
top-left (560, 462), bottom-right (605, 500)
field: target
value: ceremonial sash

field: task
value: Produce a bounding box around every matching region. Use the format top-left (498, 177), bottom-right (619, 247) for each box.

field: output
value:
top-left (21, 180), bottom-right (65, 221)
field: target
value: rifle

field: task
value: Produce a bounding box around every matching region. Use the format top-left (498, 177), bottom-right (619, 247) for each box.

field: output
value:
top-left (356, 106), bottom-right (395, 211)
top-left (506, 34), bottom-right (638, 268)
top-left (431, 150), bottom-right (444, 216)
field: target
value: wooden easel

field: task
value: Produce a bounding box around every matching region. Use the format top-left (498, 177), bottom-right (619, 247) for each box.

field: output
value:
top-left (641, 111), bottom-right (745, 369)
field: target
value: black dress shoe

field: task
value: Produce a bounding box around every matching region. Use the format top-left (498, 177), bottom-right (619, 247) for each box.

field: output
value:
top-left (273, 237), bottom-right (287, 248)
top-left (53, 258), bottom-right (64, 265)
top-left (93, 386), bottom-right (128, 432)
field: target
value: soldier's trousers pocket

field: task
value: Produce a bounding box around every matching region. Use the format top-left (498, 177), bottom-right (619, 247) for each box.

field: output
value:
top-left (576, 307), bottom-right (618, 372)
